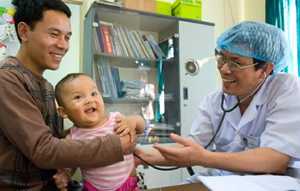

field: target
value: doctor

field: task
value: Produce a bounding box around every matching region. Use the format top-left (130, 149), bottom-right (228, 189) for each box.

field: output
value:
top-left (136, 21), bottom-right (300, 178)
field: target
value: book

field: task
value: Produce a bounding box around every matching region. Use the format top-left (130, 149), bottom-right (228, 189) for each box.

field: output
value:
top-left (111, 66), bottom-right (125, 97)
top-left (95, 60), bottom-right (111, 98)
top-left (114, 25), bottom-right (129, 57)
top-left (93, 61), bottom-right (103, 93)
top-left (93, 14), bottom-right (104, 52)
top-left (92, 26), bottom-right (101, 53)
top-left (125, 27), bottom-right (140, 59)
top-left (197, 175), bottom-right (300, 191)
top-left (118, 25), bottom-right (135, 58)
top-left (141, 33), bottom-right (156, 60)
top-left (102, 58), bottom-right (118, 98)
top-left (145, 34), bottom-right (166, 59)
top-left (95, 19), bottom-right (165, 60)
top-left (99, 22), bottom-right (113, 54)
top-left (133, 31), bottom-right (151, 59)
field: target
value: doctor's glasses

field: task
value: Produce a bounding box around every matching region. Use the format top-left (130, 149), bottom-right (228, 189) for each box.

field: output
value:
top-left (184, 51), bottom-right (259, 73)
top-left (215, 51), bottom-right (259, 71)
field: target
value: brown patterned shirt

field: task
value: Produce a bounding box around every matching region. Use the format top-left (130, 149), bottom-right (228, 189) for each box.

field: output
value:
top-left (0, 57), bottom-right (123, 190)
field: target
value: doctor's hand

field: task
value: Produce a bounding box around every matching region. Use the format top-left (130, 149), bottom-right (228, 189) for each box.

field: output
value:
top-left (134, 147), bottom-right (170, 166)
top-left (153, 133), bottom-right (208, 166)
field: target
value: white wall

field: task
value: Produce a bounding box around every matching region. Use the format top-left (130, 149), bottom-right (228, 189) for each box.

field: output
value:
top-left (244, 0), bottom-right (265, 22)
top-left (202, 0), bottom-right (265, 41)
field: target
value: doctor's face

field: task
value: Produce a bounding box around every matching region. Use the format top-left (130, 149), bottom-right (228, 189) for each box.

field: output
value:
top-left (217, 51), bottom-right (266, 97)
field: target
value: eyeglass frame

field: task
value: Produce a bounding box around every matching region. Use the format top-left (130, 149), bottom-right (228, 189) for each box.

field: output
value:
top-left (215, 50), bottom-right (259, 71)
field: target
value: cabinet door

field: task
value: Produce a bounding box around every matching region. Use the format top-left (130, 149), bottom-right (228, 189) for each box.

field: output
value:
top-left (178, 21), bottom-right (220, 137)
top-left (84, 4), bottom-right (182, 144)
top-left (138, 166), bottom-right (183, 189)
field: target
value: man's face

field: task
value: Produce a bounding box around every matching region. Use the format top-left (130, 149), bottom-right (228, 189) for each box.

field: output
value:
top-left (59, 75), bottom-right (106, 128)
top-left (217, 51), bottom-right (265, 98)
top-left (21, 10), bottom-right (71, 75)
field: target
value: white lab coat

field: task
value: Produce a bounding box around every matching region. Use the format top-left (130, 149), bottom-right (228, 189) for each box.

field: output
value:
top-left (190, 73), bottom-right (300, 177)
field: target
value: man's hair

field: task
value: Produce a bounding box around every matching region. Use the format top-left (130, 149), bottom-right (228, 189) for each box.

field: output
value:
top-left (12, 0), bottom-right (71, 42)
top-left (55, 73), bottom-right (90, 107)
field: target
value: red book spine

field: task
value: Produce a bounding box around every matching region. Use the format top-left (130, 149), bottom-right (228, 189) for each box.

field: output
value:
top-left (101, 25), bottom-right (113, 54)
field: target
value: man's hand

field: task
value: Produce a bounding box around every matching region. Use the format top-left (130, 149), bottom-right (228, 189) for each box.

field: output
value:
top-left (114, 114), bottom-right (136, 143)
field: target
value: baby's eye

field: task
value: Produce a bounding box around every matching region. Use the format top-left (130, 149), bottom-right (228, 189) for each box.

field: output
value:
top-left (91, 91), bottom-right (98, 96)
top-left (73, 95), bottom-right (81, 100)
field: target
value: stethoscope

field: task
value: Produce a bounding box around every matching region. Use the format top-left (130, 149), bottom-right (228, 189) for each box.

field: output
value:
top-left (204, 73), bottom-right (267, 150)
top-left (134, 73), bottom-right (268, 175)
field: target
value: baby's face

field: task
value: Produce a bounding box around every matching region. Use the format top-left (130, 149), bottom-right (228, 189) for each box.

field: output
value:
top-left (60, 75), bottom-right (106, 128)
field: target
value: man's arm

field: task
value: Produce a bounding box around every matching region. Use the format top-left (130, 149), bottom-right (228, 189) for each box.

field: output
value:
top-left (202, 147), bottom-right (290, 174)
top-left (0, 71), bottom-right (133, 169)
top-left (154, 134), bottom-right (290, 174)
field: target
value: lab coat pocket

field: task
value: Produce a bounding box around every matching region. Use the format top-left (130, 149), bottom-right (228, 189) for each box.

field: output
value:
top-left (243, 135), bottom-right (260, 149)
top-left (215, 133), bottom-right (243, 152)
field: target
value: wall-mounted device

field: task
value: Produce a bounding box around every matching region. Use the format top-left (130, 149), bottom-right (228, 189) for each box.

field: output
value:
top-left (185, 57), bottom-right (216, 76)
top-left (185, 59), bottom-right (199, 76)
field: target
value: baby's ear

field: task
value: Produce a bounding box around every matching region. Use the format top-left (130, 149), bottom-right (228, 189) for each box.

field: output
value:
top-left (57, 106), bottom-right (68, 118)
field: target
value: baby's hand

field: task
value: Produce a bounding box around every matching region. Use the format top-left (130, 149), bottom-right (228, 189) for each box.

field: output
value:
top-left (53, 169), bottom-right (71, 191)
top-left (114, 114), bottom-right (130, 136)
top-left (115, 114), bottom-right (136, 143)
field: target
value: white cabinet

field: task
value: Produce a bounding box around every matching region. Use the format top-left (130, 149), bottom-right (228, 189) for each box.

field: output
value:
top-left (178, 20), bottom-right (219, 136)
top-left (83, 2), bottom-right (218, 188)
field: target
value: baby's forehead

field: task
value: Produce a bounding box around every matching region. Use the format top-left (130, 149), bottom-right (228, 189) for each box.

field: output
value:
top-left (63, 78), bottom-right (96, 91)
top-left (64, 75), bottom-right (90, 85)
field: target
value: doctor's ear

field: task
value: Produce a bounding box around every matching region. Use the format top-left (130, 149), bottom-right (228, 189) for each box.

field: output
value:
top-left (261, 63), bottom-right (274, 78)
top-left (57, 106), bottom-right (68, 118)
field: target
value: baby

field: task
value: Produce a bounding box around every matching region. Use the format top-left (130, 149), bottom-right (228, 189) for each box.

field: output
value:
top-left (54, 73), bottom-right (145, 191)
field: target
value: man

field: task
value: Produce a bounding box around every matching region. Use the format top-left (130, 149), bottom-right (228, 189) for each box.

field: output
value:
top-left (136, 21), bottom-right (300, 179)
top-left (0, 0), bottom-right (135, 190)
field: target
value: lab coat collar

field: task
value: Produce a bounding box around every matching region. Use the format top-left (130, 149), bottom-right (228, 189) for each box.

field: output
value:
top-left (222, 94), bottom-right (241, 130)
top-left (222, 75), bottom-right (272, 129)
top-left (238, 75), bottom-right (272, 127)
top-left (250, 75), bottom-right (272, 106)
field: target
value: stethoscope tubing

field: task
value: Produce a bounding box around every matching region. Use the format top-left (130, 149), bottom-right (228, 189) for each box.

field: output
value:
top-left (135, 75), bottom-right (267, 174)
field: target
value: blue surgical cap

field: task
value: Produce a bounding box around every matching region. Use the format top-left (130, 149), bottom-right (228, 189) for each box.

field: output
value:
top-left (216, 21), bottom-right (290, 73)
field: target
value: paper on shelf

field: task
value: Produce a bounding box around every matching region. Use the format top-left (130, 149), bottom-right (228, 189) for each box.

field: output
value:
top-left (196, 175), bottom-right (300, 191)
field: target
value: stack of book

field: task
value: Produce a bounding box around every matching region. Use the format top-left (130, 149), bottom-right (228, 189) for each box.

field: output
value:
top-left (92, 20), bottom-right (165, 60)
